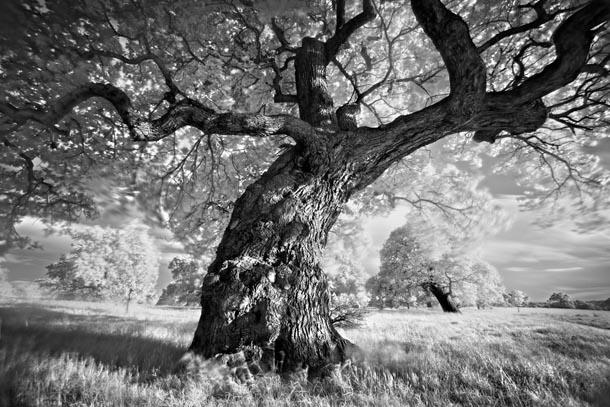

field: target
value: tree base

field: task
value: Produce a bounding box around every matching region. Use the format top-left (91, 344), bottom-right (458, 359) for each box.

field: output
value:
top-left (179, 337), bottom-right (363, 382)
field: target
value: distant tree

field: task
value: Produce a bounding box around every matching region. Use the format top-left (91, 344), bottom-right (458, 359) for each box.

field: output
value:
top-left (368, 222), bottom-right (438, 309)
top-left (421, 257), bottom-right (464, 313)
top-left (473, 262), bottom-right (505, 309)
top-left (574, 300), bottom-right (596, 310)
top-left (43, 223), bottom-right (160, 309)
top-left (548, 292), bottom-right (575, 309)
top-left (327, 264), bottom-right (369, 328)
top-left (365, 275), bottom-right (385, 309)
top-left (329, 291), bottom-right (368, 329)
top-left (504, 289), bottom-right (529, 310)
top-left (42, 254), bottom-right (95, 298)
top-left (328, 265), bottom-right (360, 296)
top-left (157, 257), bottom-right (203, 306)
top-left (366, 263), bottom-right (420, 309)
top-left (371, 222), bottom-right (506, 312)
top-left (0, 263), bottom-right (14, 297)
top-left (323, 227), bottom-right (370, 326)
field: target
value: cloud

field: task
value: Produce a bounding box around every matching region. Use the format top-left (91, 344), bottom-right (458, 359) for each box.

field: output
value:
top-left (567, 287), bottom-right (610, 299)
top-left (481, 239), bottom-right (580, 265)
top-left (543, 267), bottom-right (584, 272)
top-left (581, 138), bottom-right (610, 171)
top-left (505, 266), bottom-right (530, 272)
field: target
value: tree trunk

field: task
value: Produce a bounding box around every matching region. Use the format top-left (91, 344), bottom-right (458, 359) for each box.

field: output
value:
top-left (425, 283), bottom-right (460, 313)
top-left (125, 288), bottom-right (133, 314)
top-left (294, 37), bottom-right (334, 126)
top-left (188, 32), bottom-right (398, 377)
top-left (189, 143), bottom-right (361, 375)
top-left (187, 33), bottom-right (373, 377)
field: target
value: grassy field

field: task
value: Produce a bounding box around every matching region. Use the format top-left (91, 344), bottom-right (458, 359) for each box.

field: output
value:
top-left (0, 300), bottom-right (609, 406)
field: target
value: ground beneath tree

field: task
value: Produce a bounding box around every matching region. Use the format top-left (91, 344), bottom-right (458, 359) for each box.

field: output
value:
top-left (0, 299), bottom-right (609, 406)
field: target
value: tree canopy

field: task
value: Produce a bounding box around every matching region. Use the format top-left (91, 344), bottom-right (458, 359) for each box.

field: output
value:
top-left (1, 0), bottom-right (608, 256)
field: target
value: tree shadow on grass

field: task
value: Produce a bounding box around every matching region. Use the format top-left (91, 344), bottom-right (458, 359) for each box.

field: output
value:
top-left (0, 305), bottom-right (188, 381)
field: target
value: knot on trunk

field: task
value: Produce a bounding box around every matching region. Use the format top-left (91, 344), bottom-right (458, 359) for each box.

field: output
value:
top-left (336, 103), bottom-right (361, 130)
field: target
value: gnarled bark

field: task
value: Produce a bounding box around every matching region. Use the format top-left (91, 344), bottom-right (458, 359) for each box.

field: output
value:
top-left (189, 143), bottom-right (359, 375)
top-left (188, 9), bottom-right (383, 375)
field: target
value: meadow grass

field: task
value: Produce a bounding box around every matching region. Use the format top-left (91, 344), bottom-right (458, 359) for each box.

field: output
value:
top-left (0, 300), bottom-right (609, 406)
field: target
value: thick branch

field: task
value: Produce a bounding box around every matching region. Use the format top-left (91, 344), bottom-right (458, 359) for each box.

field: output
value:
top-left (325, 0), bottom-right (376, 61)
top-left (0, 83), bottom-right (133, 131)
top-left (411, 0), bottom-right (486, 109)
top-left (356, 0), bottom-right (609, 164)
top-left (470, 0), bottom-right (610, 142)
top-left (146, 100), bottom-right (315, 143)
top-left (1, 83), bottom-right (315, 145)
top-left (335, 0), bottom-right (347, 30)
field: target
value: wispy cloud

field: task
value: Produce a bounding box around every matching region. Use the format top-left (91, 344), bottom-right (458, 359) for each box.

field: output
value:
top-left (544, 267), bottom-right (583, 272)
top-left (505, 266), bottom-right (530, 272)
top-left (481, 239), bottom-right (579, 265)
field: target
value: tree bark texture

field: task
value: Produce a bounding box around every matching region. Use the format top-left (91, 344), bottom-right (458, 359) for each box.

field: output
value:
top-left (188, 26), bottom-right (392, 375)
top-left (295, 38), bottom-right (335, 127)
top-left (189, 144), bottom-right (362, 374)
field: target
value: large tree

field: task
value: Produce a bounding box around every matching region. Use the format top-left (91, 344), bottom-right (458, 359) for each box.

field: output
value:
top-left (1, 0), bottom-right (608, 375)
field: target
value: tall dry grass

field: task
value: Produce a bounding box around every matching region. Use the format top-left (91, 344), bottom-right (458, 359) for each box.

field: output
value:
top-left (0, 300), bottom-right (609, 406)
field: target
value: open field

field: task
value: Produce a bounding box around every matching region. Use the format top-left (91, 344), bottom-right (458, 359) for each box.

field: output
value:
top-left (0, 300), bottom-right (609, 406)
